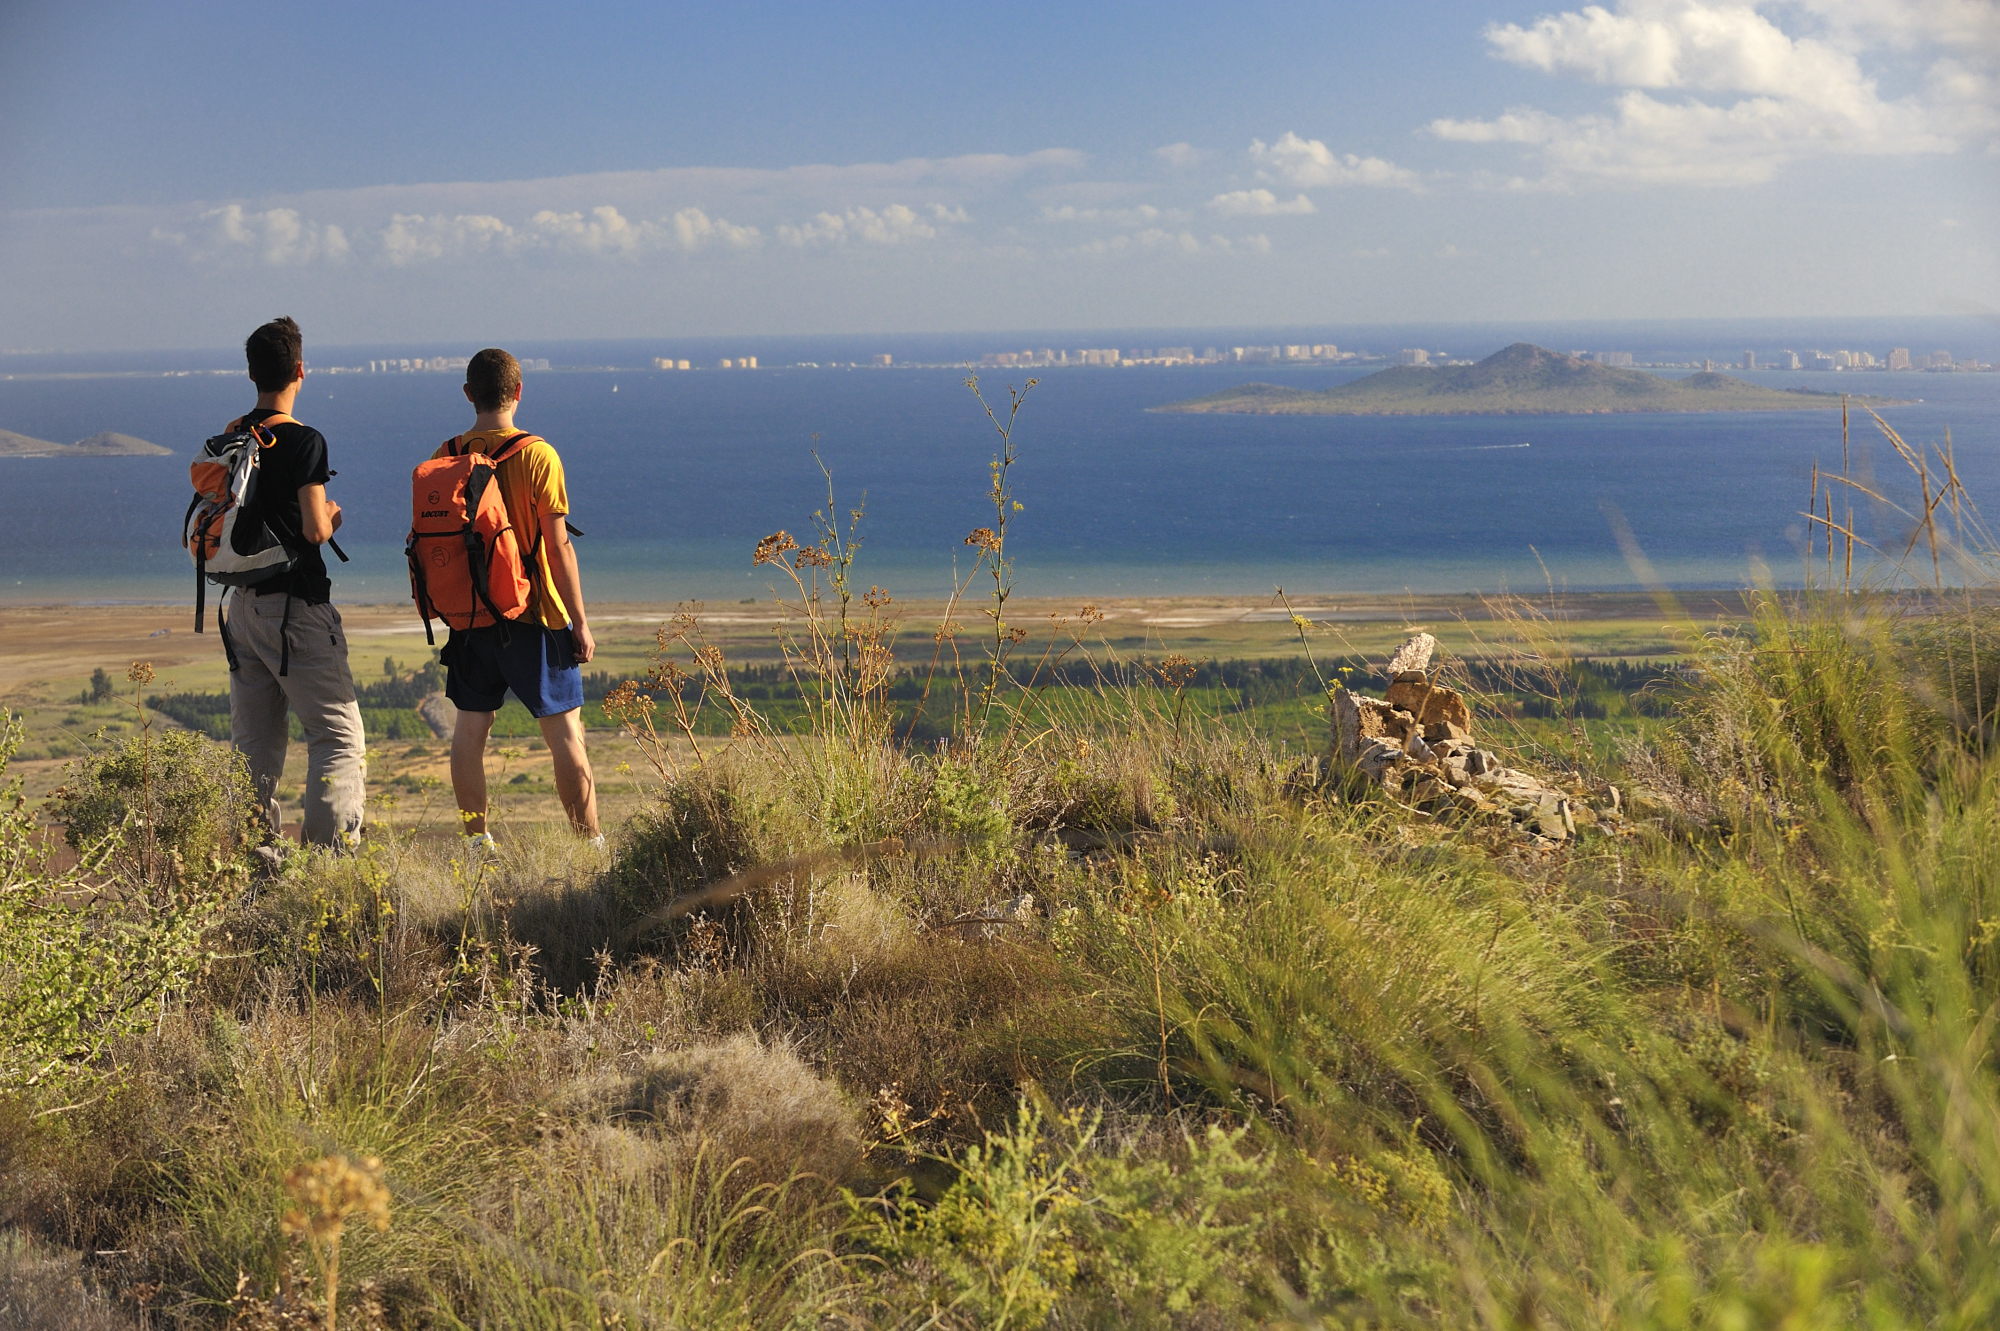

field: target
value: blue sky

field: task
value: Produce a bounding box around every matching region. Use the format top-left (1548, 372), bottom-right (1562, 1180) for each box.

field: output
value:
top-left (1, 0), bottom-right (1994, 350)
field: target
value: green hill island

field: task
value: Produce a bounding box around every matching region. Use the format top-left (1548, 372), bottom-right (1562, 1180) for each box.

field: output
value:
top-left (1156, 342), bottom-right (1910, 416)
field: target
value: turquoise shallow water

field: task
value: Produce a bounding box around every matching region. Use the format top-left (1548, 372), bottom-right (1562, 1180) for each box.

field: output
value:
top-left (4, 336), bottom-right (1997, 604)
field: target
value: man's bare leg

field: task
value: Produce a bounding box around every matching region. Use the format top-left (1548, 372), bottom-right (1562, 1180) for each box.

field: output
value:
top-left (539, 708), bottom-right (599, 837)
top-left (450, 709), bottom-right (497, 837)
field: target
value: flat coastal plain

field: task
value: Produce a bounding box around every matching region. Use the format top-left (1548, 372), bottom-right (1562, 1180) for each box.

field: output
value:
top-left (1, 593), bottom-right (1745, 832)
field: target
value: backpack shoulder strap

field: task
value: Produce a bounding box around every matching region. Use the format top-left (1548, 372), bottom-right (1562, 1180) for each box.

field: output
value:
top-left (487, 431), bottom-right (540, 465)
top-left (441, 435), bottom-right (464, 459)
top-left (227, 412), bottom-right (297, 443)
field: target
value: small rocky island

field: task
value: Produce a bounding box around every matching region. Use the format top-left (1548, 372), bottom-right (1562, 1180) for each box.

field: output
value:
top-left (1158, 342), bottom-right (1909, 416)
top-left (0, 428), bottom-right (171, 457)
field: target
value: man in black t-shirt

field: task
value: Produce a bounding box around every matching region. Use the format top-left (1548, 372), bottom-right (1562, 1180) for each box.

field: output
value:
top-left (225, 317), bottom-right (366, 847)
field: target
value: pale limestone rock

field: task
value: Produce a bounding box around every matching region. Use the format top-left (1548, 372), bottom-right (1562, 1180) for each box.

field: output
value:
top-left (1386, 632), bottom-right (1437, 678)
top-left (1334, 689), bottom-right (1400, 762)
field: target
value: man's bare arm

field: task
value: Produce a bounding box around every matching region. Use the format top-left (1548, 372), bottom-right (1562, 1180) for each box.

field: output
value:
top-left (540, 510), bottom-right (593, 663)
top-left (299, 484), bottom-right (342, 545)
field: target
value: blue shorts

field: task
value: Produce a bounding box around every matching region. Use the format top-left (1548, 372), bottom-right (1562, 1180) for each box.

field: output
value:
top-left (442, 622), bottom-right (584, 718)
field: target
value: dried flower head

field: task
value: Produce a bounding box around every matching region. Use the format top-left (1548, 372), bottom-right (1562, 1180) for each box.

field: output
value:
top-left (753, 531), bottom-right (799, 565)
top-left (127, 661), bottom-right (155, 686)
top-left (1008, 626), bottom-right (1029, 645)
top-left (281, 1154), bottom-right (390, 1246)
top-left (863, 585), bottom-right (893, 611)
top-left (1077, 604), bottom-right (1106, 625)
top-left (1157, 654), bottom-right (1197, 692)
top-left (644, 660), bottom-right (690, 692)
top-left (602, 680), bottom-right (656, 726)
top-left (963, 527), bottom-right (1002, 553)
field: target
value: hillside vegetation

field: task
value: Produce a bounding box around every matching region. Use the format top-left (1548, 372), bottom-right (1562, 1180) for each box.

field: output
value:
top-left (3, 381), bottom-right (1996, 1328)
top-left (1157, 343), bottom-right (1907, 416)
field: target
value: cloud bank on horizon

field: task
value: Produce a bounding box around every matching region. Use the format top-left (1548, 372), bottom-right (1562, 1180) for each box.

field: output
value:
top-left (0, 0), bottom-right (1992, 349)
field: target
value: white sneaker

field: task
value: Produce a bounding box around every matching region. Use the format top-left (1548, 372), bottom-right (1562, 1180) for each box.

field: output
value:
top-left (586, 834), bottom-right (607, 853)
top-left (462, 831), bottom-right (498, 857)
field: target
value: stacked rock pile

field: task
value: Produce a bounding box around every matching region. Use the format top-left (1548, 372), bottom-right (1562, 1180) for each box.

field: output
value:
top-left (1331, 633), bottom-right (1624, 847)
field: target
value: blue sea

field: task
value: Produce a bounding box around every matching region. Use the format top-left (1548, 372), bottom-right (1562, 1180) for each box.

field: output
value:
top-left (5, 323), bottom-right (1999, 605)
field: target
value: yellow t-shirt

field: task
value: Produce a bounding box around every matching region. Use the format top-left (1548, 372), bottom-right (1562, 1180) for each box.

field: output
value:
top-left (434, 428), bottom-right (571, 628)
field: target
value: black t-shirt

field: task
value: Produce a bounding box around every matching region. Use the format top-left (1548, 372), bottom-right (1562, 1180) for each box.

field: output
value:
top-left (241, 407), bottom-right (333, 603)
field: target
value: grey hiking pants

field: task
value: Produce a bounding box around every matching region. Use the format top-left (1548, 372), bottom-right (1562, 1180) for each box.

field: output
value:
top-left (226, 589), bottom-right (367, 845)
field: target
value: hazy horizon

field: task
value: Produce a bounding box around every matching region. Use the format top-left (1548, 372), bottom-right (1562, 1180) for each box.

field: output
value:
top-left (6, 317), bottom-right (1997, 372)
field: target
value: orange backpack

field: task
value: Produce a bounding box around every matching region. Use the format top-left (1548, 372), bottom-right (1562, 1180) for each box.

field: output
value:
top-left (406, 432), bottom-right (541, 643)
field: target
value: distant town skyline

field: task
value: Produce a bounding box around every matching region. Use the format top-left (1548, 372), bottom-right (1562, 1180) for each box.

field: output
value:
top-left (1, 1), bottom-right (1993, 352)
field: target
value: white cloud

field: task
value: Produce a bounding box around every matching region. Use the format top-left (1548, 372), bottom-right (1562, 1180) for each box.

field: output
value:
top-left (1784, 0), bottom-right (2000, 57)
top-left (1434, 0), bottom-right (1988, 185)
top-left (668, 207), bottom-right (762, 250)
top-left (1061, 229), bottom-right (1268, 257)
top-left (528, 205), bottom-right (661, 255)
top-left (382, 213), bottom-right (515, 264)
top-left (1041, 203), bottom-right (1164, 224)
top-left (1154, 142), bottom-right (1203, 167)
top-left (379, 205), bottom-right (759, 263)
top-left (1247, 133), bottom-right (1424, 189)
top-left (1207, 188), bottom-right (1317, 216)
top-left (179, 205), bottom-right (350, 265)
top-left (776, 203), bottom-right (955, 247)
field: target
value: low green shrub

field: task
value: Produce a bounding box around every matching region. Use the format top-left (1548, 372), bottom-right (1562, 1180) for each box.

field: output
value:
top-left (0, 713), bottom-right (233, 1090)
top-left (50, 724), bottom-right (257, 875)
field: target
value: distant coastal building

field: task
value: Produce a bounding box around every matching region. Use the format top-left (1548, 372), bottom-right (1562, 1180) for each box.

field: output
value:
top-left (1589, 351), bottom-right (1633, 366)
top-left (873, 354), bottom-right (893, 367)
top-left (1889, 348), bottom-right (1911, 370)
top-left (521, 358), bottom-right (552, 372)
top-left (1928, 351), bottom-right (1953, 368)
top-left (652, 358), bottom-right (691, 370)
top-left (1742, 351), bottom-right (1756, 370)
top-left (367, 356), bottom-right (472, 373)
top-left (1774, 350), bottom-right (1800, 370)
top-left (1398, 348), bottom-right (1429, 366)
top-left (1804, 351), bottom-right (1836, 371)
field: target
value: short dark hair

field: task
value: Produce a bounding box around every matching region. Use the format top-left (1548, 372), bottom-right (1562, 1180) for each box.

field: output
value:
top-left (466, 348), bottom-right (522, 412)
top-left (245, 317), bottom-right (303, 392)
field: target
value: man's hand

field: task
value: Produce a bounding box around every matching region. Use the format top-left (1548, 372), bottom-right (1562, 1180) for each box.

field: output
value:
top-left (570, 621), bottom-right (595, 665)
top-left (327, 501), bottom-right (343, 534)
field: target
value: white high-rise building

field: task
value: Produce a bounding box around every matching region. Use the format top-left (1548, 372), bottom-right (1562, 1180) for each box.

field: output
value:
top-left (1398, 348), bottom-right (1429, 366)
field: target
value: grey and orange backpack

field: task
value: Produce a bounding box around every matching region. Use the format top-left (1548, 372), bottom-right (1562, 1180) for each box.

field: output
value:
top-left (183, 413), bottom-right (345, 673)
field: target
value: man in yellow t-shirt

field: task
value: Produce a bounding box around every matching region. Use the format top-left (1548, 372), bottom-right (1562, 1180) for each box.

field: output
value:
top-left (435, 347), bottom-right (600, 847)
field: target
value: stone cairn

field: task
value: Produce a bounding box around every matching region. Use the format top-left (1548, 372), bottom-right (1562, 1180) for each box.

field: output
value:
top-left (1331, 633), bottom-right (1623, 846)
